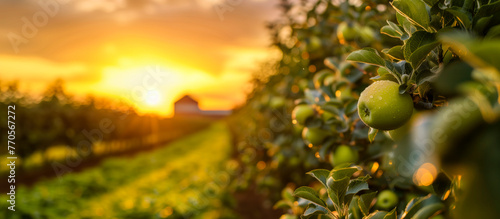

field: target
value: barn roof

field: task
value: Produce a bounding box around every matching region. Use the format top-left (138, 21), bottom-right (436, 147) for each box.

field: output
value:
top-left (175, 95), bottom-right (198, 104)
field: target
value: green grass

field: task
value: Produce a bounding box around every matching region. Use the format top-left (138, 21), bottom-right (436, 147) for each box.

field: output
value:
top-left (0, 122), bottom-right (237, 219)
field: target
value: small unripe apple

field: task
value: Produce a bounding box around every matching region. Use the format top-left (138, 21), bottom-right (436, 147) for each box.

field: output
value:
top-left (375, 190), bottom-right (398, 210)
top-left (308, 36), bottom-right (322, 51)
top-left (386, 109), bottom-right (416, 141)
top-left (269, 96), bottom-right (286, 109)
top-left (337, 22), bottom-right (358, 41)
top-left (357, 80), bottom-right (413, 130)
top-left (331, 145), bottom-right (358, 166)
top-left (302, 127), bottom-right (329, 146)
top-left (292, 105), bottom-right (315, 125)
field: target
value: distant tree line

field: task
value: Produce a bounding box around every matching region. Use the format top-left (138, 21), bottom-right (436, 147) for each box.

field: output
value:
top-left (0, 79), bottom-right (212, 168)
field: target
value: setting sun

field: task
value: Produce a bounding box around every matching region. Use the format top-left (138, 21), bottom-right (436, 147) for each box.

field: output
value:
top-left (145, 90), bottom-right (162, 106)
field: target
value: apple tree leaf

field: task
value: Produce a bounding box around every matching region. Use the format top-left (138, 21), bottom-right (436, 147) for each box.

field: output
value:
top-left (346, 48), bottom-right (386, 67)
top-left (365, 211), bottom-right (388, 219)
top-left (403, 31), bottom-right (438, 68)
top-left (358, 191), bottom-right (377, 216)
top-left (293, 186), bottom-right (326, 207)
top-left (384, 208), bottom-right (397, 219)
top-left (303, 203), bottom-right (333, 217)
top-left (368, 127), bottom-right (378, 143)
top-left (391, 0), bottom-right (430, 30)
top-left (307, 169), bottom-right (331, 188)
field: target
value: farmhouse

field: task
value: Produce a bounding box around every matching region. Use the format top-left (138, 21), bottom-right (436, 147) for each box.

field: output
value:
top-left (173, 95), bottom-right (231, 117)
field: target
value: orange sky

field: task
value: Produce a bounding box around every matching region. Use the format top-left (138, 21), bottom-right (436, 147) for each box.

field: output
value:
top-left (0, 0), bottom-right (281, 116)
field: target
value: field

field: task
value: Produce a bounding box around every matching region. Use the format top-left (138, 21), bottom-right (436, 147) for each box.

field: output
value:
top-left (0, 122), bottom-right (236, 219)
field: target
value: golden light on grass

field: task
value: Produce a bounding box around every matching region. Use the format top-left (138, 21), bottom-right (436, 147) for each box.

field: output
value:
top-left (413, 163), bottom-right (438, 186)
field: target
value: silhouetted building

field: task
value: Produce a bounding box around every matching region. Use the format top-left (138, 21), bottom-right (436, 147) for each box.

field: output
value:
top-left (173, 95), bottom-right (232, 117)
top-left (174, 95), bottom-right (201, 116)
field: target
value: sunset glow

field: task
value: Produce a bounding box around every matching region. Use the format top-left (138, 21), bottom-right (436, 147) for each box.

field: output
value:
top-left (0, 0), bottom-right (280, 117)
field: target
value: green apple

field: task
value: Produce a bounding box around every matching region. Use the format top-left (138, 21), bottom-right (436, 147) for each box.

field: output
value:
top-left (386, 109), bottom-right (416, 141)
top-left (321, 110), bottom-right (336, 122)
top-left (357, 80), bottom-right (413, 130)
top-left (302, 127), bottom-right (329, 146)
top-left (308, 36), bottom-right (322, 51)
top-left (269, 96), bottom-right (286, 109)
top-left (331, 145), bottom-right (358, 166)
top-left (337, 22), bottom-right (358, 41)
top-left (375, 190), bottom-right (399, 210)
top-left (293, 124), bottom-right (304, 135)
top-left (292, 104), bottom-right (315, 125)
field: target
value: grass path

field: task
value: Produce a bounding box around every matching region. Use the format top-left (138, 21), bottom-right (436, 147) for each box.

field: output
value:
top-left (1, 122), bottom-right (236, 219)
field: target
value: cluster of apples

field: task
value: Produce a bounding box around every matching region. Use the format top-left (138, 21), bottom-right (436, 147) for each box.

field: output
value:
top-left (292, 104), bottom-right (359, 167)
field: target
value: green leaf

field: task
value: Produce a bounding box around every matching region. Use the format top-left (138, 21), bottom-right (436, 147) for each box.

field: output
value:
top-left (365, 211), bottom-right (388, 219)
top-left (421, 0), bottom-right (438, 6)
top-left (325, 57), bottom-right (340, 71)
top-left (391, 0), bottom-right (430, 30)
top-left (411, 203), bottom-right (444, 219)
top-left (282, 187), bottom-right (295, 202)
top-left (398, 82), bottom-right (408, 94)
top-left (385, 46), bottom-right (405, 60)
top-left (403, 31), bottom-right (438, 68)
top-left (402, 194), bottom-right (441, 219)
top-left (303, 203), bottom-right (332, 217)
top-left (368, 127), bottom-right (378, 143)
top-left (485, 25), bottom-right (500, 39)
top-left (383, 208), bottom-right (397, 219)
top-left (307, 169), bottom-right (332, 188)
top-left (415, 69), bottom-right (437, 86)
top-left (439, 31), bottom-right (500, 74)
top-left (331, 166), bottom-right (359, 180)
top-left (274, 200), bottom-right (291, 209)
top-left (346, 48), bottom-right (386, 67)
top-left (472, 1), bottom-right (500, 27)
top-left (358, 192), bottom-right (377, 216)
top-left (327, 187), bottom-right (341, 212)
top-left (349, 196), bottom-right (363, 219)
top-left (388, 21), bottom-right (404, 35)
top-left (377, 67), bottom-right (391, 76)
top-left (293, 186), bottom-right (327, 207)
top-left (370, 74), bottom-right (399, 83)
top-left (334, 177), bottom-right (351, 207)
top-left (445, 6), bottom-right (472, 28)
top-left (408, 41), bottom-right (439, 69)
top-left (346, 180), bottom-right (369, 196)
top-left (329, 177), bottom-right (350, 195)
top-left (381, 25), bottom-right (403, 38)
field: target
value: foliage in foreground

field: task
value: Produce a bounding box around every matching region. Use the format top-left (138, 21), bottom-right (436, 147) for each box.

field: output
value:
top-left (230, 0), bottom-right (500, 218)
